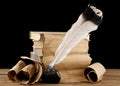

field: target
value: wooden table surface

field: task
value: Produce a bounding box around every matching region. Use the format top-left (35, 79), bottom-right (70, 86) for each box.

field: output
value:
top-left (0, 69), bottom-right (120, 86)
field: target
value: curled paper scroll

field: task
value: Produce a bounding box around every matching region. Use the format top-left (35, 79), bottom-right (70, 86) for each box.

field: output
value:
top-left (7, 56), bottom-right (44, 84)
top-left (7, 60), bottom-right (26, 81)
top-left (15, 64), bottom-right (36, 84)
top-left (84, 62), bottom-right (106, 83)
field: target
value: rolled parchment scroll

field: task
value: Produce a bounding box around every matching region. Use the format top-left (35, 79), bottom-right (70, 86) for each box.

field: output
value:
top-left (7, 60), bottom-right (26, 81)
top-left (84, 62), bottom-right (106, 83)
top-left (7, 56), bottom-right (44, 84)
top-left (15, 64), bottom-right (36, 84)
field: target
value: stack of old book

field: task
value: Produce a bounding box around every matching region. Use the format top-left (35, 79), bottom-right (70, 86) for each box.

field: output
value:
top-left (30, 32), bottom-right (45, 63)
top-left (30, 31), bottom-right (92, 82)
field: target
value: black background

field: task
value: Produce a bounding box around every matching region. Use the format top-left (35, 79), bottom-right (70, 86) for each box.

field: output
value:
top-left (1, 0), bottom-right (120, 68)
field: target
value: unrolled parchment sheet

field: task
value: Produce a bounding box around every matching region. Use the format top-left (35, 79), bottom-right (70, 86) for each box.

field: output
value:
top-left (43, 54), bottom-right (92, 70)
top-left (40, 33), bottom-right (91, 70)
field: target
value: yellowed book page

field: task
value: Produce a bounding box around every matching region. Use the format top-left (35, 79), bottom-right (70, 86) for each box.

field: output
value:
top-left (32, 41), bottom-right (44, 48)
top-left (33, 48), bottom-right (43, 56)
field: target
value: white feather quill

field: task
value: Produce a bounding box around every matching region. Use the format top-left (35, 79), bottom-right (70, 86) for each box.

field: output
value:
top-left (49, 5), bottom-right (103, 68)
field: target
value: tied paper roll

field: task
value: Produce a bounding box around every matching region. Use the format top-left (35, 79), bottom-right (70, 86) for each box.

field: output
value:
top-left (84, 62), bottom-right (106, 83)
